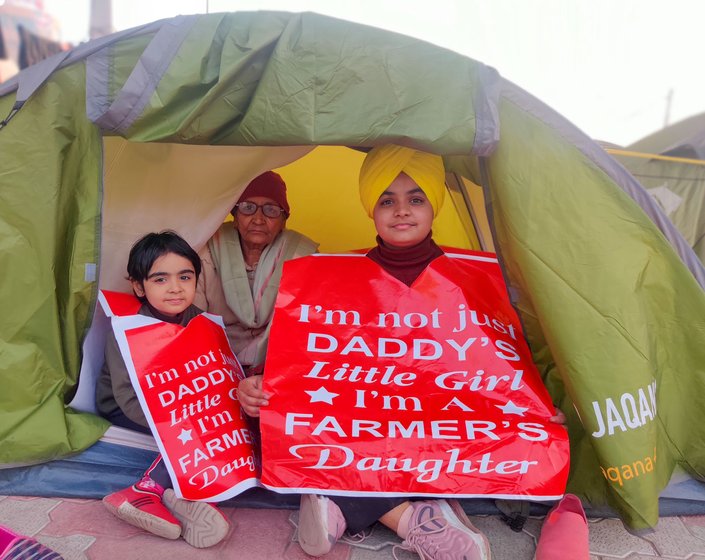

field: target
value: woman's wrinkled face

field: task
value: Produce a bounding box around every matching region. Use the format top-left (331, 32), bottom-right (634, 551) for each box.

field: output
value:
top-left (372, 173), bottom-right (434, 249)
top-left (234, 196), bottom-right (287, 250)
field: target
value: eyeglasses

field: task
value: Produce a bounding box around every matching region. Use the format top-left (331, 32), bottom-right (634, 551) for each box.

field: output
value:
top-left (234, 202), bottom-right (288, 218)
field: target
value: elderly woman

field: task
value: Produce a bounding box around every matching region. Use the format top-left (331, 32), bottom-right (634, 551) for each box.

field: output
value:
top-left (195, 171), bottom-right (318, 375)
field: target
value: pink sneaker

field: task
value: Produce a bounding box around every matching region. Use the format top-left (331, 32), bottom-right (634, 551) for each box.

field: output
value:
top-left (297, 494), bottom-right (347, 556)
top-left (534, 494), bottom-right (589, 560)
top-left (163, 489), bottom-right (231, 548)
top-left (398, 500), bottom-right (491, 560)
top-left (102, 478), bottom-right (181, 540)
top-left (0, 524), bottom-right (63, 560)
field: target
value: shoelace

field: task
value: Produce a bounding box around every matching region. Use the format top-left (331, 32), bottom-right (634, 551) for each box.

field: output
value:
top-left (392, 514), bottom-right (449, 560)
top-left (340, 528), bottom-right (373, 545)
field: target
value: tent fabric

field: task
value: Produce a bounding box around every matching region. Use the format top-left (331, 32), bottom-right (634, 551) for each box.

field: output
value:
top-left (0, 58), bottom-right (109, 464)
top-left (0, 19), bottom-right (153, 101)
top-left (2, 11), bottom-right (705, 530)
top-left (611, 151), bottom-right (705, 264)
top-left (626, 112), bottom-right (705, 160)
top-left (609, 114), bottom-right (705, 265)
top-left (474, 100), bottom-right (705, 518)
top-left (87, 16), bottom-right (197, 133)
top-left (80, 12), bottom-right (500, 153)
top-left (499, 86), bottom-right (705, 289)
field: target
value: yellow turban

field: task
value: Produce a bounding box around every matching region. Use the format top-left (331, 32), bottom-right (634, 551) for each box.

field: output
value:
top-left (358, 145), bottom-right (446, 217)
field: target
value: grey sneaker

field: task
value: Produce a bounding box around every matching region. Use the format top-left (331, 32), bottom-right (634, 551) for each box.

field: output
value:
top-left (297, 494), bottom-right (347, 556)
top-left (398, 500), bottom-right (491, 560)
top-left (163, 489), bottom-right (231, 548)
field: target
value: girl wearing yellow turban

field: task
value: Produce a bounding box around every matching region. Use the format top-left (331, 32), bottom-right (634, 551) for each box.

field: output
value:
top-left (295, 146), bottom-right (564, 559)
top-left (357, 145), bottom-right (449, 284)
top-left (295, 150), bottom-right (493, 559)
top-left (359, 144), bottom-right (446, 218)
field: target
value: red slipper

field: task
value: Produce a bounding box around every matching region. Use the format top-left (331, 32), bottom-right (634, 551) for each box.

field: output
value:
top-left (535, 494), bottom-right (589, 560)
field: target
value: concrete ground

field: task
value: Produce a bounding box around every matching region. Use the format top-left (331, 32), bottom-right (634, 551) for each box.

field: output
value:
top-left (2, 494), bottom-right (705, 559)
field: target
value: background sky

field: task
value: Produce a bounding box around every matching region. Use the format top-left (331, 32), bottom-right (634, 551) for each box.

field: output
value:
top-left (39, 0), bottom-right (705, 147)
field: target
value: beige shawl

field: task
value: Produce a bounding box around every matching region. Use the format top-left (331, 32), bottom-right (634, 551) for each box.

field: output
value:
top-left (198, 224), bottom-right (318, 366)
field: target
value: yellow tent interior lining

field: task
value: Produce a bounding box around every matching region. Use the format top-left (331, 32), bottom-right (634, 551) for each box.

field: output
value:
top-left (101, 141), bottom-right (490, 293)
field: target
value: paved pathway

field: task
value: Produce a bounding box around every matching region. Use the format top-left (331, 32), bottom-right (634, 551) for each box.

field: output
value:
top-left (2, 495), bottom-right (705, 559)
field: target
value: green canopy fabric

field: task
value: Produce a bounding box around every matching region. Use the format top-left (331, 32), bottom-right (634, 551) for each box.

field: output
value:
top-left (1, 11), bottom-right (705, 530)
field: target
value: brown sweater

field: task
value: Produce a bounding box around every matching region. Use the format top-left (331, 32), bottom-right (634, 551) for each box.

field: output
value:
top-left (366, 233), bottom-right (444, 286)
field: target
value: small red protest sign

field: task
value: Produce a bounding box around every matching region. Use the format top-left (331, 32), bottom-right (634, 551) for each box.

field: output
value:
top-left (99, 289), bottom-right (142, 316)
top-left (260, 252), bottom-right (569, 499)
top-left (102, 291), bottom-right (258, 501)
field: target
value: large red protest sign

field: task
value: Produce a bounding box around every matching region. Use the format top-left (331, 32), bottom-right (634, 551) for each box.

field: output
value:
top-left (101, 291), bottom-right (258, 501)
top-left (260, 252), bottom-right (569, 499)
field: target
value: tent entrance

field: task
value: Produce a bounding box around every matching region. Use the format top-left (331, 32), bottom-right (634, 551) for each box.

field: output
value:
top-left (69, 137), bottom-right (490, 428)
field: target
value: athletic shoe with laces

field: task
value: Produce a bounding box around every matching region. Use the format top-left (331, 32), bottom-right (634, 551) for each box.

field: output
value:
top-left (396, 499), bottom-right (491, 560)
top-left (102, 478), bottom-right (181, 540)
top-left (163, 489), bottom-right (231, 548)
top-left (297, 494), bottom-right (347, 556)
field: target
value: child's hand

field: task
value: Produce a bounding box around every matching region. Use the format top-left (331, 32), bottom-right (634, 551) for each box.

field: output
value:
top-left (237, 374), bottom-right (270, 417)
top-left (550, 407), bottom-right (567, 425)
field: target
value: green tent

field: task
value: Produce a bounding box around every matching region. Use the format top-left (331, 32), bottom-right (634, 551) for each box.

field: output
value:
top-left (2, 11), bottom-right (705, 530)
top-left (608, 113), bottom-right (705, 263)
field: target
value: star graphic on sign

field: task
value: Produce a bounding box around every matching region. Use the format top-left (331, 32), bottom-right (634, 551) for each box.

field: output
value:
top-left (496, 400), bottom-right (529, 416)
top-left (305, 386), bottom-right (339, 405)
top-left (177, 428), bottom-right (193, 444)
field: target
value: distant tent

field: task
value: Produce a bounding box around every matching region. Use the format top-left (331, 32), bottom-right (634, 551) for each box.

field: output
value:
top-left (607, 112), bottom-right (705, 263)
top-left (627, 112), bottom-right (705, 159)
top-left (2, 12), bottom-right (705, 531)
